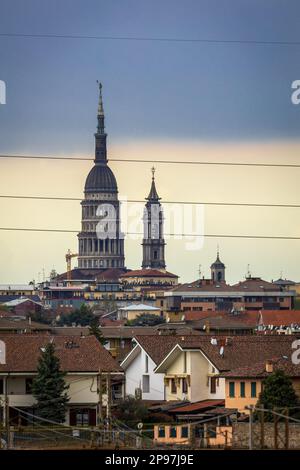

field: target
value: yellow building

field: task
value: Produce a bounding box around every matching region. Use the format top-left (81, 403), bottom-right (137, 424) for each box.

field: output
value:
top-left (221, 358), bottom-right (300, 413)
top-left (117, 303), bottom-right (161, 322)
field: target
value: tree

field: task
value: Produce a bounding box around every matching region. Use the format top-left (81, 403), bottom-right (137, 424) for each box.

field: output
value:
top-left (57, 304), bottom-right (95, 326)
top-left (32, 342), bottom-right (69, 424)
top-left (114, 396), bottom-right (149, 425)
top-left (255, 370), bottom-right (299, 420)
top-left (88, 318), bottom-right (107, 346)
top-left (127, 313), bottom-right (166, 326)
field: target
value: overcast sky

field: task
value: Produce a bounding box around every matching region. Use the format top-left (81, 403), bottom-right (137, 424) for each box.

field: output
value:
top-left (0, 0), bottom-right (300, 284)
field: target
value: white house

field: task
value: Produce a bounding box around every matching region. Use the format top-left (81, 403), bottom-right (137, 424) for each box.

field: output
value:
top-left (120, 335), bottom-right (179, 401)
top-left (0, 334), bottom-right (124, 427)
top-left (155, 341), bottom-right (225, 403)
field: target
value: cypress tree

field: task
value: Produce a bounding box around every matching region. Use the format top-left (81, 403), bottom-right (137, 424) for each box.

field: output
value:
top-left (32, 342), bottom-right (69, 424)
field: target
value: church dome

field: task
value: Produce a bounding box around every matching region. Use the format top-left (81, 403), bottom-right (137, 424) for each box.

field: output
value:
top-left (84, 163), bottom-right (118, 193)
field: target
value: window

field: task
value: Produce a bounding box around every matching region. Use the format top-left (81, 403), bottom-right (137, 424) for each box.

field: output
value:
top-left (251, 381), bottom-right (257, 398)
top-left (170, 427), bottom-right (177, 438)
top-left (229, 381), bottom-right (235, 398)
top-left (171, 379), bottom-right (177, 394)
top-left (182, 378), bottom-right (188, 394)
top-left (240, 382), bottom-right (245, 398)
top-left (76, 410), bottom-right (89, 426)
top-left (0, 379), bottom-right (3, 394)
top-left (142, 375), bottom-right (150, 393)
top-left (145, 354), bottom-right (149, 373)
top-left (210, 377), bottom-right (217, 394)
top-left (158, 426), bottom-right (165, 438)
top-left (25, 378), bottom-right (33, 394)
top-left (181, 426), bottom-right (189, 438)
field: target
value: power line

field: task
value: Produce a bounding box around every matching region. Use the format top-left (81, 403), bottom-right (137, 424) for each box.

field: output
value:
top-left (0, 32), bottom-right (300, 46)
top-left (0, 226), bottom-right (299, 240)
top-left (0, 194), bottom-right (299, 209)
top-left (1, 154), bottom-right (300, 168)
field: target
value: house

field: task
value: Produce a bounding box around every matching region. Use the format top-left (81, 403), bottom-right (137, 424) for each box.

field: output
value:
top-left (0, 284), bottom-right (39, 304)
top-left (221, 357), bottom-right (300, 413)
top-left (117, 303), bottom-right (161, 322)
top-left (155, 337), bottom-right (226, 403)
top-left (0, 334), bottom-right (124, 427)
top-left (2, 297), bottom-right (43, 317)
top-left (120, 335), bottom-right (180, 400)
top-left (155, 335), bottom-right (297, 404)
top-left (0, 317), bottom-right (51, 334)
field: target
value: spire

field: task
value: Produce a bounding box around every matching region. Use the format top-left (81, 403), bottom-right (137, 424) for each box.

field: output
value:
top-left (146, 166), bottom-right (160, 201)
top-left (96, 81), bottom-right (105, 134)
top-left (94, 81), bottom-right (107, 163)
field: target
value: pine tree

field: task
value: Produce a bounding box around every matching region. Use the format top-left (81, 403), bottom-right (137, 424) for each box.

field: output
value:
top-left (88, 318), bottom-right (107, 346)
top-left (32, 342), bottom-right (69, 424)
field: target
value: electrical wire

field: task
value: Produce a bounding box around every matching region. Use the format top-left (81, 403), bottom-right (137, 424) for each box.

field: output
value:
top-left (1, 194), bottom-right (299, 209)
top-left (1, 153), bottom-right (300, 168)
top-left (1, 32), bottom-right (300, 47)
top-left (0, 226), bottom-right (299, 240)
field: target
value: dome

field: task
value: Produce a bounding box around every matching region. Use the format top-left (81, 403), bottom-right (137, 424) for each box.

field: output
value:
top-left (210, 253), bottom-right (225, 269)
top-left (84, 163), bottom-right (118, 193)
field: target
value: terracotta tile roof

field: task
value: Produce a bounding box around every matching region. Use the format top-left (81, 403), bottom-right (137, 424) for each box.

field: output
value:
top-left (120, 269), bottom-right (178, 278)
top-left (169, 400), bottom-right (225, 413)
top-left (232, 277), bottom-right (281, 291)
top-left (259, 310), bottom-right (300, 326)
top-left (55, 268), bottom-right (127, 282)
top-left (0, 334), bottom-right (122, 373)
top-left (178, 335), bottom-right (297, 372)
top-left (221, 356), bottom-right (300, 378)
top-left (100, 326), bottom-right (159, 339)
top-left (183, 311), bottom-right (229, 322)
top-left (184, 310), bottom-right (300, 328)
top-left (0, 318), bottom-right (51, 331)
top-left (134, 335), bottom-right (181, 365)
top-left (171, 277), bottom-right (291, 294)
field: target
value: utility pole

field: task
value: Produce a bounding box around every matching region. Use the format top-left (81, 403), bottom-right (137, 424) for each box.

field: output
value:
top-left (5, 396), bottom-right (10, 449)
top-left (97, 369), bottom-right (103, 426)
top-left (274, 409), bottom-right (279, 449)
top-left (285, 408), bottom-right (289, 450)
top-left (106, 373), bottom-right (111, 431)
top-left (248, 406), bottom-right (253, 450)
top-left (260, 407), bottom-right (264, 449)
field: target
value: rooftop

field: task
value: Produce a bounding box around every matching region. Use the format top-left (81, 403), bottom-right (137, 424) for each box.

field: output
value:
top-left (120, 269), bottom-right (178, 279)
top-left (0, 334), bottom-right (122, 373)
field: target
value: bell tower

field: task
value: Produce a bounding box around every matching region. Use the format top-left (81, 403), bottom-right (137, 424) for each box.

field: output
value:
top-left (142, 168), bottom-right (166, 269)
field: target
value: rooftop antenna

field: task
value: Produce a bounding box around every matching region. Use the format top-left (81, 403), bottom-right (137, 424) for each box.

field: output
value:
top-left (246, 264), bottom-right (251, 279)
top-left (280, 269), bottom-right (283, 279)
top-left (198, 264), bottom-right (202, 279)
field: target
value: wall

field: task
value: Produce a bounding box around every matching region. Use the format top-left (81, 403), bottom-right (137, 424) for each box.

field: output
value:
top-left (225, 379), bottom-right (262, 412)
top-left (124, 347), bottom-right (165, 401)
top-left (233, 423), bottom-right (300, 449)
top-left (165, 349), bottom-right (224, 403)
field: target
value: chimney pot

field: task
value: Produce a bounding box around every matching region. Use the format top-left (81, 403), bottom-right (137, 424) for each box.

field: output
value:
top-left (266, 360), bottom-right (273, 373)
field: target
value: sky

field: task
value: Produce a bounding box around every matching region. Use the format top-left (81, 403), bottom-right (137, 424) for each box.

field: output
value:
top-left (0, 0), bottom-right (300, 284)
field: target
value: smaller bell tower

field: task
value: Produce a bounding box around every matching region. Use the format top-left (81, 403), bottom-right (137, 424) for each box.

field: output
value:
top-left (142, 168), bottom-right (166, 269)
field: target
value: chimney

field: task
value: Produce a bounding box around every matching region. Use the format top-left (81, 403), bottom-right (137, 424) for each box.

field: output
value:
top-left (266, 360), bottom-right (273, 373)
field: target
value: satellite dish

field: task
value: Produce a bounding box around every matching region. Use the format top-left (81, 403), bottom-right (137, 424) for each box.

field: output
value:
top-left (220, 346), bottom-right (224, 356)
top-left (137, 422), bottom-right (143, 430)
